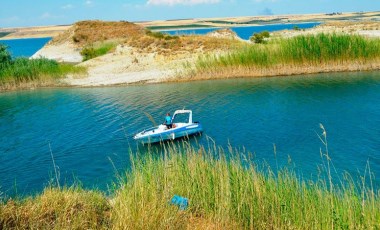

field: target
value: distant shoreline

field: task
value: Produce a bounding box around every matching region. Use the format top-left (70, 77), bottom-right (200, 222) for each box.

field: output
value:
top-left (0, 25), bottom-right (71, 40)
top-left (155, 21), bottom-right (321, 33)
top-left (0, 36), bottom-right (52, 41)
top-left (0, 21), bottom-right (322, 39)
top-left (1, 11), bottom-right (378, 40)
top-left (1, 15), bottom-right (380, 91)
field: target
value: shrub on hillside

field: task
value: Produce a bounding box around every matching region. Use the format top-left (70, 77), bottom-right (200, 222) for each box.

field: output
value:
top-left (80, 42), bottom-right (116, 61)
top-left (0, 44), bottom-right (12, 66)
top-left (250, 31), bottom-right (270, 44)
top-left (146, 30), bottom-right (179, 41)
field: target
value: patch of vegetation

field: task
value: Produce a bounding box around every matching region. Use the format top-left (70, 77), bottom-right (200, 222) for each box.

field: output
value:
top-left (196, 33), bottom-right (380, 73)
top-left (146, 24), bottom-right (212, 30)
top-left (0, 187), bottom-right (110, 229)
top-left (0, 44), bottom-right (86, 91)
top-left (250, 30), bottom-right (270, 43)
top-left (127, 29), bottom-right (242, 55)
top-left (146, 30), bottom-right (179, 40)
top-left (63, 20), bottom-right (145, 46)
top-left (54, 20), bottom-right (241, 58)
top-left (1, 132), bottom-right (379, 229)
top-left (245, 18), bottom-right (288, 24)
top-left (280, 33), bottom-right (380, 62)
top-left (203, 20), bottom-right (238, 24)
top-left (80, 42), bottom-right (117, 61)
top-left (0, 44), bottom-right (12, 66)
top-left (0, 32), bottom-right (11, 38)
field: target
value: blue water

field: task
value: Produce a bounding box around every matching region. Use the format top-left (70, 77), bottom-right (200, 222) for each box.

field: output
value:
top-left (162, 22), bottom-right (321, 40)
top-left (1, 72), bottom-right (380, 197)
top-left (0, 37), bottom-right (51, 58)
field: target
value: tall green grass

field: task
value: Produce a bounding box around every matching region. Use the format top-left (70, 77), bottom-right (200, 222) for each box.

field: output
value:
top-left (279, 33), bottom-right (380, 63)
top-left (0, 57), bottom-right (86, 90)
top-left (1, 129), bottom-right (379, 229)
top-left (112, 138), bottom-right (379, 229)
top-left (195, 33), bottom-right (380, 74)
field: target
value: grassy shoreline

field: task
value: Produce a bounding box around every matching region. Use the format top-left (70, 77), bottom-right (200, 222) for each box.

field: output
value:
top-left (0, 60), bottom-right (86, 91)
top-left (1, 138), bottom-right (379, 229)
top-left (178, 33), bottom-right (380, 81)
top-left (3, 31), bottom-right (380, 91)
top-left (0, 43), bottom-right (87, 91)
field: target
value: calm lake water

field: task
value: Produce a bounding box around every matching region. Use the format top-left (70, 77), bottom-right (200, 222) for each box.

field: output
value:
top-left (1, 72), bottom-right (380, 197)
top-left (0, 37), bottom-right (51, 57)
top-left (162, 22), bottom-right (321, 40)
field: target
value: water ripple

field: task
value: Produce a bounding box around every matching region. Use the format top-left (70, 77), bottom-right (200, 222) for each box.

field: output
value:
top-left (1, 72), bottom-right (380, 196)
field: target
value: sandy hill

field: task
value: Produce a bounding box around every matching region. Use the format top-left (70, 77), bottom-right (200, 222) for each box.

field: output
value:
top-left (32, 20), bottom-right (242, 86)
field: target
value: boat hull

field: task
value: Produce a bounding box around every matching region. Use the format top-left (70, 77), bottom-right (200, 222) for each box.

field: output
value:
top-left (134, 123), bottom-right (203, 144)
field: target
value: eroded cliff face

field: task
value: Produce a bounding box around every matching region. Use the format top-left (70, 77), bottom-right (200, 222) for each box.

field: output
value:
top-left (31, 40), bottom-right (83, 63)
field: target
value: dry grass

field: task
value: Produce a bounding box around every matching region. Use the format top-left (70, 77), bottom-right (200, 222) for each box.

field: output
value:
top-left (127, 33), bottom-right (242, 55)
top-left (0, 187), bottom-right (110, 229)
top-left (320, 21), bottom-right (380, 31)
top-left (51, 20), bottom-right (145, 46)
top-left (52, 20), bottom-right (241, 57)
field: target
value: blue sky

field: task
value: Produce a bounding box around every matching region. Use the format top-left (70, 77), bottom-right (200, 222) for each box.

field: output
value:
top-left (0, 0), bottom-right (379, 28)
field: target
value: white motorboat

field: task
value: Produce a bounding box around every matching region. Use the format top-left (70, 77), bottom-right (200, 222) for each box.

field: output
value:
top-left (133, 110), bottom-right (203, 144)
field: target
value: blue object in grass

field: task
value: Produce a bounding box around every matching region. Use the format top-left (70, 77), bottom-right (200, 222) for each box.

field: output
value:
top-left (171, 195), bottom-right (189, 210)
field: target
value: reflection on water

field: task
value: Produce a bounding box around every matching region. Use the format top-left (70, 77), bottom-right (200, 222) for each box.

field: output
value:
top-left (1, 71), bottom-right (380, 196)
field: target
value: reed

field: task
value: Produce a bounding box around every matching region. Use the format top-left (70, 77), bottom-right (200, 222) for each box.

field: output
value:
top-left (191, 33), bottom-right (380, 80)
top-left (0, 57), bottom-right (86, 91)
top-left (111, 140), bottom-right (380, 229)
top-left (1, 138), bottom-right (379, 229)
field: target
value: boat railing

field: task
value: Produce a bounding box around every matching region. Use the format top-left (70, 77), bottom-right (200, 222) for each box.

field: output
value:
top-left (140, 126), bottom-right (159, 134)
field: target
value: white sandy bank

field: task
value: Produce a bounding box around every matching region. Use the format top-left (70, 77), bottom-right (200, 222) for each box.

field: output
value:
top-left (31, 41), bottom-right (82, 63)
top-left (63, 45), bottom-right (196, 86)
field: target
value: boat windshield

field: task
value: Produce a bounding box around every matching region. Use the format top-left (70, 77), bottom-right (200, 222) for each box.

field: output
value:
top-left (172, 113), bottom-right (190, 124)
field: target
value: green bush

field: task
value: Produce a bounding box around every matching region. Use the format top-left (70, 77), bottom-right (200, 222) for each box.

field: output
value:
top-left (261, 30), bottom-right (270, 38)
top-left (250, 31), bottom-right (270, 44)
top-left (148, 31), bottom-right (165, 39)
top-left (0, 44), bottom-right (12, 66)
top-left (80, 47), bottom-right (97, 61)
top-left (80, 42), bottom-right (116, 61)
top-left (146, 30), bottom-right (179, 40)
top-left (293, 25), bottom-right (301, 31)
